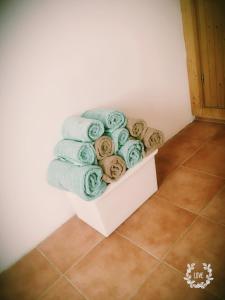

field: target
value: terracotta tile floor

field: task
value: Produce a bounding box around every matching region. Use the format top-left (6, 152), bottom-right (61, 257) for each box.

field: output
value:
top-left (0, 120), bottom-right (225, 300)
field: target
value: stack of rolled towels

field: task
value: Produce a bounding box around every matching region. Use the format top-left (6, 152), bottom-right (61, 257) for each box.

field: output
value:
top-left (47, 108), bottom-right (164, 200)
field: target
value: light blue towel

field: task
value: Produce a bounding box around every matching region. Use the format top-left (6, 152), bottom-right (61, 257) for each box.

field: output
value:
top-left (82, 109), bottom-right (127, 133)
top-left (118, 140), bottom-right (144, 168)
top-left (62, 115), bottom-right (104, 142)
top-left (54, 139), bottom-right (96, 166)
top-left (108, 128), bottom-right (129, 153)
top-left (47, 159), bottom-right (107, 200)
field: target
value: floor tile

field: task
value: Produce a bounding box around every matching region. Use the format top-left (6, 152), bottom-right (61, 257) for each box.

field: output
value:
top-left (157, 166), bottom-right (224, 213)
top-left (201, 185), bottom-right (225, 226)
top-left (210, 126), bottom-right (225, 147)
top-left (40, 278), bottom-right (85, 300)
top-left (184, 143), bottom-right (225, 178)
top-left (131, 263), bottom-right (217, 300)
top-left (155, 154), bottom-right (176, 186)
top-left (0, 249), bottom-right (59, 300)
top-left (156, 134), bottom-right (202, 185)
top-left (1, 120), bottom-right (224, 300)
top-left (165, 217), bottom-right (225, 299)
top-left (177, 120), bottom-right (224, 142)
top-left (66, 233), bottom-right (159, 300)
top-left (38, 217), bottom-right (103, 273)
top-left (117, 196), bottom-right (196, 258)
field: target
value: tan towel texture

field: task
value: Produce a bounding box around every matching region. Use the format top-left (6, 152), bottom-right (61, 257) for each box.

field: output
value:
top-left (142, 127), bottom-right (164, 151)
top-left (94, 136), bottom-right (114, 160)
top-left (99, 155), bottom-right (126, 183)
top-left (126, 118), bottom-right (147, 139)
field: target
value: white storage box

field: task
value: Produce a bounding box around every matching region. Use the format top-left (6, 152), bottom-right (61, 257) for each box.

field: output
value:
top-left (67, 149), bottom-right (158, 236)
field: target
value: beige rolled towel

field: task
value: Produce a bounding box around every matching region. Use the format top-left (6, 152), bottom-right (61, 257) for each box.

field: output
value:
top-left (94, 135), bottom-right (114, 160)
top-left (99, 155), bottom-right (126, 183)
top-left (126, 118), bottom-right (147, 139)
top-left (142, 127), bottom-right (164, 151)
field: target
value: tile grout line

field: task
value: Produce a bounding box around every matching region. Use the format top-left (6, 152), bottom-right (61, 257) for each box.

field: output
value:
top-left (2, 121), bottom-right (222, 300)
top-left (154, 194), bottom-right (198, 215)
top-left (198, 183), bottom-right (225, 214)
top-left (177, 135), bottom-right (225, 179)
top-left (156, 131), bottom-right (225, 237)
top-left (115, 231), bottom-right (162, 263)
top-left (161, 214), bottom-right (225, 300)
top-left (37, 275), bottom-right (63, 299)
top-left (181, 163), bottom-right (225, 180)
top-left (158, 130), bottom-right (225, 186)
top-left (123, 214), bottom-right (222, 300)
top-left (63, 275), bottom-right (90, 300)
top-left (156, 138), bottom-right (209, 185)
top-left (63, 237), bottom-right (104, 275)
top-left (152, 185), bottom-right (225, 300)
top-left (30, 124), bottom-right (225, 300)
top-left (36, 248), bottom-right (63, 299)
top-left (181, 165), bottom-right (225, 180)
top-left (37, 243), bottom-right (98, 300)
top-left (156, 194), bottom-right (225, 229)
top-left (115, 232), bottom-right (172, 299)
top-left (71, 127), bottom-right (223, 300)
top-left (160, 215), bottom-right (200, 261)
top-left (117, 225), bottom-right (168, 300)
top-left (162, 260), bottom-right (186, 275)
top-left (128, 262), bottom-right (163, 300)
top-left (157, 134), bottom-right (225, 300)
top-left (115, 207), bottom-right (213, 298)
top-left (179, 137), bottom-right (212, 166)
top-left (199, 214), bottom-right (225, 228)
top-left (36, 248), bottom-right (62, 275)
top-left (117, 229), bottom-right (223, 300)
top-left (195, 182), bottom-right (225, 228)
top-left (61, 231), bottom-right (163, 300)
top-left (162, 261), bottom-right (223, 300)
top-left (149, 194), bottom-right (201, 262)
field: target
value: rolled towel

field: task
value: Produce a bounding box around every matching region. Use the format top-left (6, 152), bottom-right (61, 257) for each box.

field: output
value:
top-left (94, 135), bottom-right (114, 160)
top-left (126, 117), bottom-right (147, 139)
top-left (82, 108), bottom-right (127, 133)
top-left (109, 127), bottom-right (129, 153)
top-left (142, 127), bottom-right (164, 151)
top-left (47, 159), bottom-right (107, 200)
top-left (118, 140), bottom-right (145, 168)
top-left (99, 155), bottom-right (126, 183)
top-left (62, 115), bottom-right (104, 142)
top-left (54, 139), bottom-right (96, 166)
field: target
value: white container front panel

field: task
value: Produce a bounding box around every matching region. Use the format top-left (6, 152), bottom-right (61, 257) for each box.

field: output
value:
top-left (67, 150), bottom-right (158, 236)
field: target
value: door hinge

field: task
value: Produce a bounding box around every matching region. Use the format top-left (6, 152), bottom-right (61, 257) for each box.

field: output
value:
top-left (201, 73), bottom-right (204, 84)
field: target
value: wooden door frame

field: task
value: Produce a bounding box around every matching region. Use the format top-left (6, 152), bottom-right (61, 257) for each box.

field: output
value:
top-left (180, 0), bottom-right (225, 122)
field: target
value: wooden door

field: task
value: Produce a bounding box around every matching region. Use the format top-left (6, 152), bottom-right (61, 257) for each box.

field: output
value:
top-left (181, 0), bottom-right (225, 121)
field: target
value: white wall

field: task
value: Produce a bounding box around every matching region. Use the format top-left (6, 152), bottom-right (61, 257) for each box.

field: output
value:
top-left (0, 0), bottom-right (193, 271)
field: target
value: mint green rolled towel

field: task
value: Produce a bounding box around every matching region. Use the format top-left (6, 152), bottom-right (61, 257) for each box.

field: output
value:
top-left (47, 159), bottom-right (107, 200)
top-left (82, 109), bottom-right (127, 133)
top-left (109, 127), bottom-right (129, 153)
top-left (54, 139), bottom-right (96, 166)
top-left (62, 115), bottom-right (104, 142)
top-left (118, 140), bottom-right (145, 168)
